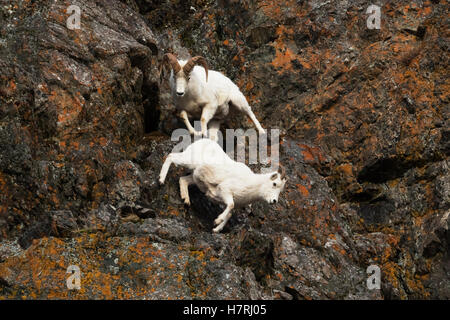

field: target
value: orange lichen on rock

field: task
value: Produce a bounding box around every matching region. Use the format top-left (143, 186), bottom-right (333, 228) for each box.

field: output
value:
top-left (296, 184), bottom-right (310, 197)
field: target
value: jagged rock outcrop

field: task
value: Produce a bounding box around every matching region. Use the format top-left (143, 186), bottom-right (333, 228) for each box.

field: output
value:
top-left (0, 0), bottom-right (448, 299)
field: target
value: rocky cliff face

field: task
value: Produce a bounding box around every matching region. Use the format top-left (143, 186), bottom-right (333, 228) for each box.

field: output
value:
top-left (0, 0), bottom-right (448, 299)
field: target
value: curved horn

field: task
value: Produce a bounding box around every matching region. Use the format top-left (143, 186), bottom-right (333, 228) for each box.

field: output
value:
top-left (160, 53), bottom-right (181, 84)
top-left (183, 56), bottom-right (208, 82)
top-left (163, 53), bottom-right (181, 73)
top-left (278, 164), bottom-right (286, 180)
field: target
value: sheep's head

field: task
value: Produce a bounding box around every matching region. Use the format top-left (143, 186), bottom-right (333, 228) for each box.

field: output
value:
top-left (263, 165), bottom-right (287, 204)
top-left (160, 54), bottom-right (208, 97)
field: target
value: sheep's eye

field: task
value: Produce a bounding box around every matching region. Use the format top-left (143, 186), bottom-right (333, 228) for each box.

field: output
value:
top-left (273, 183), bottom-right (277, 187)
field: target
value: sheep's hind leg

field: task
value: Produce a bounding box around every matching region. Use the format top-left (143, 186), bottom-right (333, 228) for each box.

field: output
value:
top-left (180, 110), bottom-right (201, 136)
top-left (200, 105), bottom-right (216, 137)
top-left (230, 94), bottom-right (265, 135)
top-left (159, 154), bottom-right (172, 184)
top-left (246, 108), bottom-right (266, 135)
top-left (213, 192), bottom-right (234, 233)
top-left (159, 153), bottom-right (184, 184)
top-left (179, 174), bottom-right (194, 205)
top-left (207, 120), bottom-right (221, 142)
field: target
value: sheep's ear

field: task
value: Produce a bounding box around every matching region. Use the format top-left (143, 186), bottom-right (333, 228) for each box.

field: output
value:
top-left (270, 173), bottom-right (278, 181)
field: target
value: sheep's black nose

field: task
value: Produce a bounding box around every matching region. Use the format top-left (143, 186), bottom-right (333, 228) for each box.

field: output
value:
top-left (272, 199), bottom-right (277, 204)
top-left (176, 91), bottom-right (184, 96)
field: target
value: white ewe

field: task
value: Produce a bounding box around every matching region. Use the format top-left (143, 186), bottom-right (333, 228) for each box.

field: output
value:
top-left (158, 138), bottom-right (286, 232)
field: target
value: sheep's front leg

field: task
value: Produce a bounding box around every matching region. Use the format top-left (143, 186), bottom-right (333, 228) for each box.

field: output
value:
top-left (159, 153), bottom-right (184, 184)
top-left (180, 110), bottom-right (201, 136)
top-left (200, 105), bottom-right (216, 137)
top-left (179, 174), bottom-right (194, 205)
top-left (212, 192), bottom-right (234, 233)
